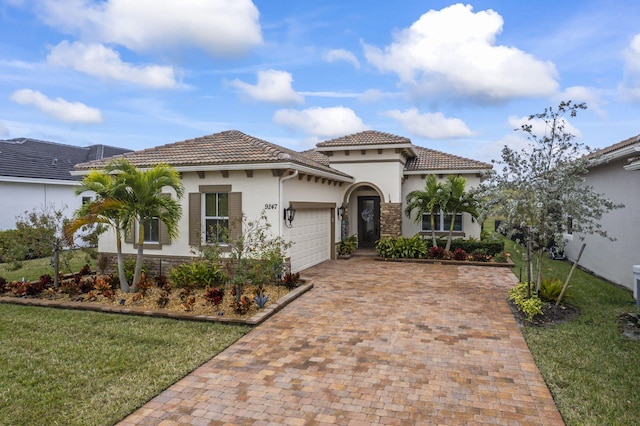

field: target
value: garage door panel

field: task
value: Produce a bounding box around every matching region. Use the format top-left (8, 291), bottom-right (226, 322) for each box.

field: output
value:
top-left (289, 209), bottom-right (331, 272)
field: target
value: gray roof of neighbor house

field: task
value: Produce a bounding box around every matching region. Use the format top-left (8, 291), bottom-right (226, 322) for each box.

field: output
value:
top-left (0, 138), bottom-right (131, 181)
top-left (75, 130), bottom-right (352, 178)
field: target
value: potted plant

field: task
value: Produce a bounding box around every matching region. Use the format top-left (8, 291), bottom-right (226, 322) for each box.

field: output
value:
top-left (337, 234), bottom-right (358, 259)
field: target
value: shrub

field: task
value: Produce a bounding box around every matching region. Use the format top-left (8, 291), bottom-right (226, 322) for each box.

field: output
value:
top-left (429, 246), bottom-right (447, 260)
top-left (60, 280), bottom-right (82, 297)
top-left (539, 278), bottom-right (567, 303)
top-left (338, 234), bottom-right (358, 256)
top-left (282, 272), bottom-right (300, 290)
top-left (156, 290), bottom-right (170, 308)
top-left (78, 264), bottom-right (92, 276)
top-left (444, 239), bottom-right (505, 256)
top-left (231, 295), bottom-right (252, 314)
top-left (470, 249), bottom-right (492, 262)
top-left (124, 259), bottom-right (145, 285)
top-left (0, 276), bottom-right (6, 293)
top-left (95, 253), bottom-right (110, 275)
top-left (375, 237), bottom-right (398, 259)
top-left (451, 248), bottom-right (468, 261)
top-left (509, 283), bottom-right (544, 321)
top-left (39, 274), bottom-right (54, 289)
top-left (204, 287), bottom-right (224, 307)
top-left (375, 235), bottom-right (427, 259)
top-left (168, 261), bottom-right (225, 289)
top-left (6, 279), bottom-right (44, 296)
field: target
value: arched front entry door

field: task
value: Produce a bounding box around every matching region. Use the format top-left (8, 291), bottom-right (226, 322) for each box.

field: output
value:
top-left (357, 195), bottom-right (380, 248)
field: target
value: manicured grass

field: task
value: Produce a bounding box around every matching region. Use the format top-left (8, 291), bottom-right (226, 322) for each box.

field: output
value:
top-left (0, 304), bottom-right (250, 425)
top-left (0, 249), bottom-right (96, 282)
top-left (503, 238), bottom-right (640, 425)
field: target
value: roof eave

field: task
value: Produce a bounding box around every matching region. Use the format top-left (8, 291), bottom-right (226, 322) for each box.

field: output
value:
top-left (404, 168), bottom-right (492, 175)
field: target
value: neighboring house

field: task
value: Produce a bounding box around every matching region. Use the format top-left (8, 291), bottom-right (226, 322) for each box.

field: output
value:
top-left (74, 130), bottom-right (491, 273)
top-left (0, 138), bottom-right (131, 230)
top-left (564, 134), bottom-right (640, 293)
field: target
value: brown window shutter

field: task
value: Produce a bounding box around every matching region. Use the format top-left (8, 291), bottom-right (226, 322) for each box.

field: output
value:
top-left (189, 192), bottom-right (201, 246)
top-left (124, 222), bottom-right (135, 244)
top-left (228, 192), bottom-right (242, 240)
top-left (159, 193), bottom-right (171, 245)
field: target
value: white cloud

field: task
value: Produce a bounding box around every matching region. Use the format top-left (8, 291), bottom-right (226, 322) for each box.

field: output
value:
top-left (323, 49), bottom-right (360, 69)
top-left (383, 108), bottom-right (472, 139)
top-left (10, 89), bottom-right (103, 123)
top-left (47, 41), bottom-right (177, 88)
top-left (555, 86), bottom-right (606, 117)
top-left (273, 106), bottom-right (367, 138)
top-left (508, 115), bottom-right (582, 140)
top-left (621, 34), bottom-right (640, 101)
top-left (38, 0), bottom-right (262, 57)
top-left (230, 70), bottom-right (303, 104)
top-left (363, 3), bottom-right (558, 102)
top-left (358, 89), bottom-right (397, 103)
top-left (0, 121), bottom-right (9, 137)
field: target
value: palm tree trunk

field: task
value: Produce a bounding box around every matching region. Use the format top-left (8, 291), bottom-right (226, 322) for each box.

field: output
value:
top-left (430, 214), bottom-right (437, 248)
top-left (445, 212), bottom-right (456, 251)
top-left (115, 229), bottom-right (129, 293)
top-left (131, 223), bottom-right (144, 292)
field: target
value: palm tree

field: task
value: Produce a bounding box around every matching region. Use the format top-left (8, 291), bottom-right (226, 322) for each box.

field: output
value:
top-left (441, 175), bottom-right (478, 251)
top-left (65, 169), bottom-right (134, 292)
top-left (107, 159), bottom-right (184, 291)
top-left (404, 174), bottom-right (445, 247)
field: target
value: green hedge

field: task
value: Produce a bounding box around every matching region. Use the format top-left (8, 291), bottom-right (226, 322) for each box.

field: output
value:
top-left (376, 235), bottom-right (504, 259)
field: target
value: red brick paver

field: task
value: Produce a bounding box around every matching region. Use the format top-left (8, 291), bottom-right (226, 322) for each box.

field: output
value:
top-left (119, 258), bottom-right (564, 425)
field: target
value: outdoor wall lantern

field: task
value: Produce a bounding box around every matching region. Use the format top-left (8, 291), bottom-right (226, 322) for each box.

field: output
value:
top-left (284, 205), bottom-right (296, 228)
top-left (337, 205), bottom-right (346, 219)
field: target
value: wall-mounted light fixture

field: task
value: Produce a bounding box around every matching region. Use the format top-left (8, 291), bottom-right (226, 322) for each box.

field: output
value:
top-left (284, 205), bottom-right (296, 228)
top-left (337, 205), bottom-right (346, 219)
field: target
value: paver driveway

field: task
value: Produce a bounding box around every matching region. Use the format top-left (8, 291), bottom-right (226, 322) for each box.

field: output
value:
top-left (119, 258), bottom-right (564, 425)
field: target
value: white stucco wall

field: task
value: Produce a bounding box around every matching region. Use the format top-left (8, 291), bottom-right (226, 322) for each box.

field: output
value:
top-left (0, 178), bottom-right (81, 230)
top-left (564, 157), bottom-right (638, 291)
top-left (401, 173), bottom-right (483, 239)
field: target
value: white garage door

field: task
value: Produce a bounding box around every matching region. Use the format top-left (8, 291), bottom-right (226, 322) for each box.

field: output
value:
top-left (289, 208), bottom-right (331, 273)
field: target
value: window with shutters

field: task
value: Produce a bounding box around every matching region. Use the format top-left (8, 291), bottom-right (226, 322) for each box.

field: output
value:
top-left (142, 218), bottom-right (160, 243)
top-left (421, 212), bottom-right (462, 232)
top-left (203, 193), bottom-right (229, 243)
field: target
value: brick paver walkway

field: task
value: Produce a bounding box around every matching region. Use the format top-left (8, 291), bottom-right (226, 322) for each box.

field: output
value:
top-left (119, 258), bottom-right (564, 425)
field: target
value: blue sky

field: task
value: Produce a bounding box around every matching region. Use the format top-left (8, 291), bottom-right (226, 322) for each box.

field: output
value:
top-left (1, 0), bottom-right (639, 163)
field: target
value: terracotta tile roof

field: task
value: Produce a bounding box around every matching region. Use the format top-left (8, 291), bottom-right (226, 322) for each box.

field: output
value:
top-left (405, 145), bottom-right (492, 172)
top-left (300, 149), bottom-right (330, 166)
top-left (316, 130), bottom-right (411, 147)
top-left (587, 134), bottom-right (640, 159)
top-left (75, 130), bottom-right (350, 178)
top-left (0, 138), bottom-right (130, 181)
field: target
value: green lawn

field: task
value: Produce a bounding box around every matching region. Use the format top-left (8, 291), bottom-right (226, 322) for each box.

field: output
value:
top-left (0, 249), bottom-right (96, 282)
top-left (0, 304), bottom-right (250, 425)
top-left (504, 238), bottom-right (640, 425)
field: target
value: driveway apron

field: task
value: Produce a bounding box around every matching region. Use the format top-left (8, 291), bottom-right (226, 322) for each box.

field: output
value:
top-left (119, 258), bottom-right (564, 425)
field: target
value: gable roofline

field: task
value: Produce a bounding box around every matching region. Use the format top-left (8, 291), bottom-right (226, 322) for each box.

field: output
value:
top-left (587, 134), bottom-right (640, 164)
top-left (315, 130), bottom-right (417, 156)
top-left (73, 130), bottom-right (353, 180)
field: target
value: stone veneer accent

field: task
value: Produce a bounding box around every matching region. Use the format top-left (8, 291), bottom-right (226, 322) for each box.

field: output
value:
top-left (380, 202), bottom-right (402, 238)
top-left (100, 252), bottom-right (293, 279)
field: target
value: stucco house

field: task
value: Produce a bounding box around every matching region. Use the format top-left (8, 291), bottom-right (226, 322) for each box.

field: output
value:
top-left (74, 130), bottom-right (491, 273)
top-left (0, 138), bottom-right (131, 230)
top-left (564, 134), bottom-right (640, 293)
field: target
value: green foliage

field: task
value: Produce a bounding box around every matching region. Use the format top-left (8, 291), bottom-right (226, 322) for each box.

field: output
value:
top-left (538, 277), bottom-right (567, 302)
top-left (338, 234), bottom-right (358, 255)
top-left (509, 282), bottom-right (544, 321)
top-left (375, 235), bottom-right (428, 259)
top-left (447, 239), bottom-right (504, 256)
top-left (123, 259), bottom-right (145, 285)
top-left (168, 261), bottom-right (225, 289)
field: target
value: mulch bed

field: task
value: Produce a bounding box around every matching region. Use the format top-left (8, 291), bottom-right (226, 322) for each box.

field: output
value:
top-left (508, 299), bottom-right (581, 328)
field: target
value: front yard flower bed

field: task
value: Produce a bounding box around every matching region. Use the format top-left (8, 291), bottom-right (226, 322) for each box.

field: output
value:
top-left (0, 269), bottom-right (313, 325)
top-left (375, 235), bottom-right (512, 266)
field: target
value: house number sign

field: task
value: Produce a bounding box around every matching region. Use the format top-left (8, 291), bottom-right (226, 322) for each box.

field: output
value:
top-left (264, 204), bottom-right (278, 210)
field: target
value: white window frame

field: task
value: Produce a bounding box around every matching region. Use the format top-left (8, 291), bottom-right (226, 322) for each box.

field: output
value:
top-left (202, 192), bottom-right (229, 244)
top-left (142, 218), bottom-right (160, 243)
top-left (421, 211), bottom-right (463, 232)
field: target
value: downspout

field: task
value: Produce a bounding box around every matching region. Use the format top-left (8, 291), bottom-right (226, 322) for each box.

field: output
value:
top-left (279, 169), bottom-right (299, 238)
